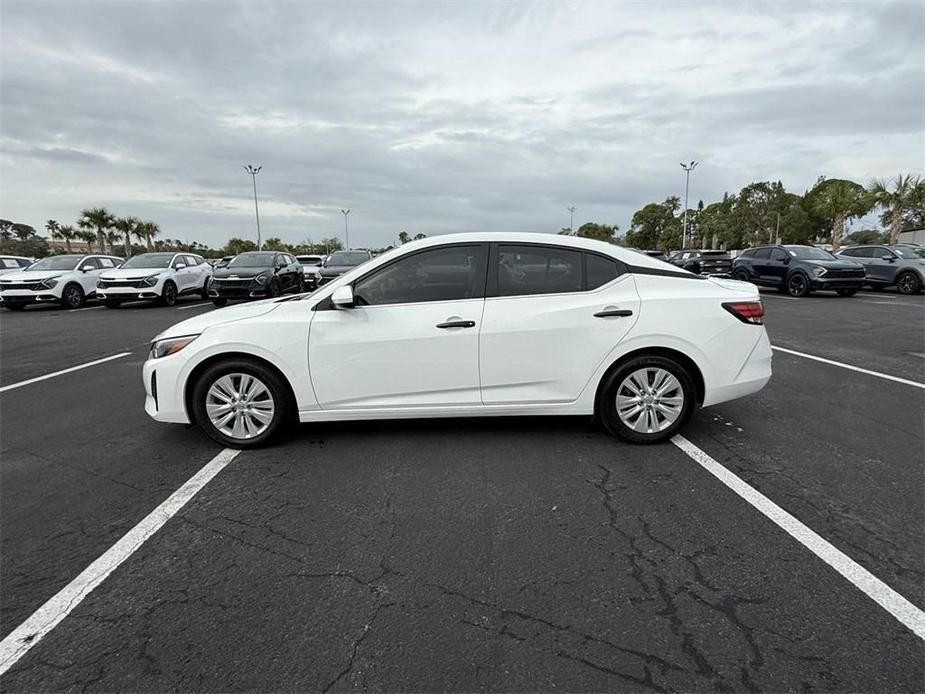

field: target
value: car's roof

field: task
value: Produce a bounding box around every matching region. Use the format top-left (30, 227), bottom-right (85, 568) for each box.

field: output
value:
top-left (396, 232), bottom-right (672, 270)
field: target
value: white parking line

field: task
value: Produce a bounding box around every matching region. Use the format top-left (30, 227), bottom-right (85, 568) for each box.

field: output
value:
top-left (0, 352), bottom-right (132, 394)
top-left (671, 435), bottom-right (925, 640)
top-left (771, 346), bottom-right (925, 389)
top-left (0, 448), bottom-right (240, 676)
top-left (176, 302), bottom-right (212, 310)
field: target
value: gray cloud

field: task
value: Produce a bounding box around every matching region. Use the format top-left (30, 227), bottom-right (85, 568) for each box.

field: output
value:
top-left (1, 0), bottom-right (923, 248)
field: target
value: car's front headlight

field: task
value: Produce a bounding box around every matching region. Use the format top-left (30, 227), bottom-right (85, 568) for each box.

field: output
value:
top-left (812, 266), bottom-right (827, 277)
top-left (255, 272), bottom-right (269, 286)
top-left (142, 274), bottom-right (161, 287)
top-left (39, 276), bottom-right (60, 289)
top-left (149, 334), bottom-right (199, 359)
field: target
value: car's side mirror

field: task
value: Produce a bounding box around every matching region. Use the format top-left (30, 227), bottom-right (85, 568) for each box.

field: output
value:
top-left (887, 256), bottom-right (897, 262)
top-left (174, 263), bottom-right (186, 269)
top-left (781, 256), bottom-right (790, 265)
top-left (80, 265), bottom-right (95, 272)
top-left (331, 285), bottom-right (355, 309)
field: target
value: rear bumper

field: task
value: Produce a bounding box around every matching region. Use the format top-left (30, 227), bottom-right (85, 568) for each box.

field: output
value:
top-left (702, 329), bottom-right (772, 407)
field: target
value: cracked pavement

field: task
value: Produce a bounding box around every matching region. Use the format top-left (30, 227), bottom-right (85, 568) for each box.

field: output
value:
top-left (1, 291), bottom-right (923, 691)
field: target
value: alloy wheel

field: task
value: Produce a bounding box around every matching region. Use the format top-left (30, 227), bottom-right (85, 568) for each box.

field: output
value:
top-left (897, 273), bottom-right (917, 295)
top-left (206, 373), bottom-right (276, 440)
top-left (788, 275), bottom-right (807, 296)
top-left (615, 367), bottom-right (684, 434)
top-left (64, 286), bottom-right (82, 307)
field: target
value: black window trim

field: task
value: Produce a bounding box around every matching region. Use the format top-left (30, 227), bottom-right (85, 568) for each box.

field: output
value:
top-left (315, 242), bottom-right (490, 310)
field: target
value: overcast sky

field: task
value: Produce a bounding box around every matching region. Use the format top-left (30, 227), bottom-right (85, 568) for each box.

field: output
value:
top-left (1, 1), bottom-right (923, 249)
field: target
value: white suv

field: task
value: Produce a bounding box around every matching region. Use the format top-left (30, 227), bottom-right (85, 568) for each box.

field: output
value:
top-left (0, 254), bottom-right (122, 310)
top-left (97, 252), bottom-right (212, 307)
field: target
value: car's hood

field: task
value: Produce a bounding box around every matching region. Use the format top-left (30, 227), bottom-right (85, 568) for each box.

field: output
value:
top-left (0, 270), bottom-right (70, 282)
top-left (101, 268), bottom-right (166, 281)
top-left (806, 259), bottom-right (862, 269)
top-left (154, 299), bottom-right (283, 341)
top-left (212, 267), bottom-right (271, 279)
top-left (319, 265), bottom-right (356, 275)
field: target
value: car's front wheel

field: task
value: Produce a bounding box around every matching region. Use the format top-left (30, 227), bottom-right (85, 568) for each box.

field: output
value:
top-left (191, 360), bottom-right (291, 448)
top-left (62, 283), bottom-right (85, 309)
top-left (160, 281), bottom-right (177, 306)
top-left (896, 271), bottom-right (922, 295)
top-left (732, 268), bottom-right (751, 283)
top-left (786, 273), bottom-right (810, 297)
top-left (599, 355), bottom-right (696, 444)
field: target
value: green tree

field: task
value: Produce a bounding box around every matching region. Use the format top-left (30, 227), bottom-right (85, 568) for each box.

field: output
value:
top-left (0, 219), bottom-right (12, 240)
top-left (12, 223), bottom-right (36, 240)
top-left (413, 233), bottom-right (427, 241)
top-left (869, 174), bottom-right (924, 244)
top-left (845, 229), bottom-right (890, 245)
top-left (133, 220), bottom-right (160, 251)
top-left (112, 216), bottom-right (140, 258)
top-left (560, 222), bottom-right (620, 244)
top-left (697, 194), bottom-right (736, 249)
top-left (77, 229), bottom-right (97, 252)
top-left (808, 178), bottom-right (871, 249)
top-left (319, 237), bottom-right (344, 253)
top-left (263, 237), bottom-right (286, 251)
top-left (54, 224), bottom-right (80, 253)
top-left (78, 207), bottom-right (115, 254)
top-left (625, 198), bottom-right (681, 251)
top-left (398, 231), bottom-right (411, 244)
top-left (225, 237), bottom-right (258, 255)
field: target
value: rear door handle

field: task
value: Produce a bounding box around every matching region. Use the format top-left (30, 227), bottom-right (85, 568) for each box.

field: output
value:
top-left (436, 320), bottom-right (476, 329)
top-left (594, 309), bottom-right (633, 318)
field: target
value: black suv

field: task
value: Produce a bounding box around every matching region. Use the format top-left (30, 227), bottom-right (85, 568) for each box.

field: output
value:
top-left (317, 250), bottom-right (373, 286)
top-left (835, 244), bottom-right (924, 294)
top-left (669, 249), bottom-right (732, 276)
top-left (209, 251), bottom-right (304, 306)
top-left (732, 245), bottom-right (865, 297)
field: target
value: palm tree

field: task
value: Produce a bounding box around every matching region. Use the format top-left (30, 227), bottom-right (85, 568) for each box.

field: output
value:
top-left (869, 174), bottom-right (923, 245)
top-left (77, 207), bottom-right (115, 254)
top-left (810, 179), bottom-right (871, 250)
top-left (105, 230), bottom-right (121, 256)
top-left (45, 219), bottom-right (59, 238)
top-left (135, 220), bottom-right (160, 251)
top-left (56, 225), bottom-right (78, 253)
top-left (113, 216), bottom-right (140, 258)
top-left (78, 229), bottom-right (97, 252)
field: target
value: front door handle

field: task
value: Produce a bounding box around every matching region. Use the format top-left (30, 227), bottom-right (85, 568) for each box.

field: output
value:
top-left (436, 320), bottom-right (476, 329)
top-left (594, 309), bottom-right (633, 318)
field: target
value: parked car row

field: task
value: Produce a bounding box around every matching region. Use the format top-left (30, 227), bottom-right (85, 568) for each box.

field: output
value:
top-left (638, 243), bottom-right (924, 297)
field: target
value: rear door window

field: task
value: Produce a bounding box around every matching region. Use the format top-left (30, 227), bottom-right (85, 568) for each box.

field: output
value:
top-left (753, 248), bottom-right (771, 259)
top-left (852, 247), bottom-right (875, 258)
top-left (497, 245), bottom-right (582, 297)
top-left (585, 253), bottom-right (621, 290)
top-left (873, 247), bottom-right (895, 259)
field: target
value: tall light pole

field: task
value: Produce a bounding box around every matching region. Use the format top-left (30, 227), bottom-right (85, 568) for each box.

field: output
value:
top-left (680, 161), bottom-right (698, 249)
top-left (567, 206), bottom-right (577, 233)
top-left (243, 164), bottom-right (263, 250)
top-left (340, 209), bottom-right (350, 249)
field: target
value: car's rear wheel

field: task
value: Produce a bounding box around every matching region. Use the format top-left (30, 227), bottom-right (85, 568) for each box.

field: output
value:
top-left (160, 281), bottom-right (177, 306)
top-left (732, 269), bottom-right (751, 282)
top-left (836, 288), bottom-right (858, 297)
top-left (896, 271), bottom-right (922, 295)
top-left (201, 279), bottom-right (211, 299)
top-left (62, 283), bottom-right (85, 309)
top-left (192, 359), bottom-right (290, 448)
top-left (103, 299), bottom-right (122, 308)
top-left (599, 355), bottom-right (696, 444)
top-left (786, 273), bottom-right (810, 297)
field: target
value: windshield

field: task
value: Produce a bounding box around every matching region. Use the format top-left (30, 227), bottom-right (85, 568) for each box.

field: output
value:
top-left (893, 246), bottom-right (925, 259)
top-left (228, 253), bottom-right (275, 268)
top-left (785, 246), bottom-right (835, 260)
top-left (325, 251), bottom-right (369, 267)
top-left (122, 253), bottom-right (174, 269)
top-left (297, 256), bottom-right (322, 265)
top-left (26, 256), bottom-right (84, 271)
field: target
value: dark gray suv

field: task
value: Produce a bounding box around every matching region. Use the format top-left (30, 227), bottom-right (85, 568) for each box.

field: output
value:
top-left (836, 244), bottom-right (925, 294)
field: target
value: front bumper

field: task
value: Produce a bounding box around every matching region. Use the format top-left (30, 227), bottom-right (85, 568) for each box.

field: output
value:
top-left (0, 290), bottom-right (63, 305)
top-left (143, 355), bottom-right (191, 424)
top-left (97, 287), bottom-right (161, 301)
top-left (810, 276), bottom-right (864, 290)
top-left (209, 285), bottom-right (269, 300)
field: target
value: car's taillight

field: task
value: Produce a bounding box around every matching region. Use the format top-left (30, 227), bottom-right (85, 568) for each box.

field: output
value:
top-left (722, 301), bottom-right (764, 325)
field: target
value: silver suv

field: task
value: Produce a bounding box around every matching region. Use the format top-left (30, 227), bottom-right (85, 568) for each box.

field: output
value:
top-left (836, 244), bottom-right (925, 294)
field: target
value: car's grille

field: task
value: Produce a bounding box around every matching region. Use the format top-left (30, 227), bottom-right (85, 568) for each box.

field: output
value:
top-left (826, 268), bottom-right (865, 278)
top-left (99, 280), bottom-right (146, 288)
top-left (0, 282), bottom-right (40, 291)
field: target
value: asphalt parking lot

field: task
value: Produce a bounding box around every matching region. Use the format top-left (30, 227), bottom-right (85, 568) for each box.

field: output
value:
top-left (1, 289), bottom-right (923, 692)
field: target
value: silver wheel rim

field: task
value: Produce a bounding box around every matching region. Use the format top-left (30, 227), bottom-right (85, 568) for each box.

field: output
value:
top-left (206, 373), bottom-right (275, 439)
top-left (616, 367), bottom-right (684, 434)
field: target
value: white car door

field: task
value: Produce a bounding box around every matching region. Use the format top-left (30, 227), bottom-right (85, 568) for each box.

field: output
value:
top-left (309, 244), bottom-right (487, 409)
top-left (171, 255), bottom-right (192, 293)
top-left (77, 257), bottom-right (105, 294)
top-left (479, 244), bottom-right (640, 404)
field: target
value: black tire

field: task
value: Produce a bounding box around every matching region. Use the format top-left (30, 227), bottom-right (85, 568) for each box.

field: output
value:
top-left (786, 273), bottom-right (810, 297)
top-left (733, 268), bottom-right (751, 283)
top-left (160, 281), bottom-right (177, 306)
top-left (836, 288), bottom-right (858, 297)
top-left (896, 271), bottom-right (922, 295)
top-left (201, 279), bottom-right (211, 300)
top-left (191, 358), bottom-right (291, 448)
top-left (3, 303), bottom-right (26, 311)
top-left (598, 355), bottom-right (696, 444)
top-left (268, 279), bottom-right (281, 297)
top-left (62, 283), bottom-right (85, 309)
top-left (211, 297), bottom-right (228, 307)
top-left (103, 299), bottom-right (122, 308)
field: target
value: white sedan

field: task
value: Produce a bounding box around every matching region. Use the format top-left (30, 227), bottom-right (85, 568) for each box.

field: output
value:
top-left (97, 252), bottom-right (212, 307)
top-left (143, 233), bottom-right (772, 447)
